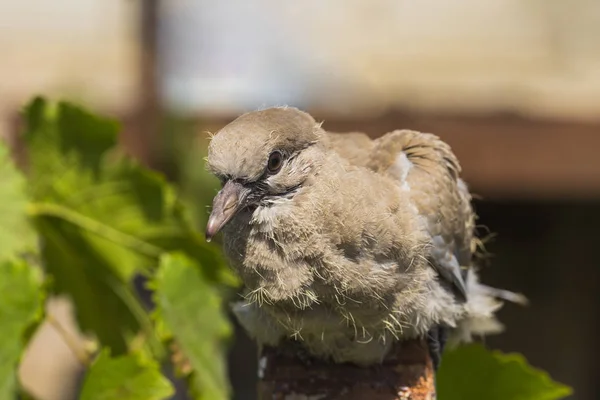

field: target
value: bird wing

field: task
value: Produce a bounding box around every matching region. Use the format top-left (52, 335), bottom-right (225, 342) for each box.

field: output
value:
top-left (326, 131), bottom-right (374, 167)
top-left (364, 130), bottom-right (475, 301)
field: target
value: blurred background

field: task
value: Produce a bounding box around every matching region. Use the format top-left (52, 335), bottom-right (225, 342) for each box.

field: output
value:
top-left (2, 1), bottom-right (600, 399)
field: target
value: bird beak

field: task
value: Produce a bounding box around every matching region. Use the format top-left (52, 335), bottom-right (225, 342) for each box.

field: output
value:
top-left (205, 180), bottom-right (246, 241)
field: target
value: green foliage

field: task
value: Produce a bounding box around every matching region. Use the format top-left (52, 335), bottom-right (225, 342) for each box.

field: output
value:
top-left (23, 97), bottom-right (234, 355)
top-left (0, 97), bottom-right (233, 399)
top-left (153, 253), bottom-right (231, 400)
top-left (0, 96), bottom-right (572, 400)
top-left (0, 260), bottom-right (44, 398)
top-left (438, 344), bottom-right (573, 400)
top-left (0, 144), bottom-right (35, 259)
top-left (0, 139), bottom-right (44, 399)
top-left (79, 350), bottom-right (173, 400)
top-left (162, 115), bottom-right (222, 229)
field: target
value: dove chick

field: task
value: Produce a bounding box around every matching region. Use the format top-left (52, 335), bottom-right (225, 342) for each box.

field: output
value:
top-left (205, 107), bottom-right (524, 367)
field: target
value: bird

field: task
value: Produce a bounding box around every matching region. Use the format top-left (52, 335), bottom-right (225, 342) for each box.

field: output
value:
top-left (205, 106), bottom-right (525, 368)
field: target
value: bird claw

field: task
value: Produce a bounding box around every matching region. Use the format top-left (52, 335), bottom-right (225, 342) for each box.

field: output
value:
top-left (426, 325), bottom-right (448, 371)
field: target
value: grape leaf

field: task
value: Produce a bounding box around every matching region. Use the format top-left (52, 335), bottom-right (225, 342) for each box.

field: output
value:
top-left (23, 97), bottom-right (231, 282)
top-left (0, 142), bottom-right (35, 260)
top-left (79, 350), bottom-right (173, 400)
top-left (23, 97), bottom-right (118, 203)
top-left (438, 343), bottom-right (572, 400)
top-left (21, 98), bottom-right (234, 354)
top-left (153, 253), bottom-right (231, 400)
top-left (23, 98), bottom-right (155, 354)
top-left (0, 260), bottom-right (44, 399)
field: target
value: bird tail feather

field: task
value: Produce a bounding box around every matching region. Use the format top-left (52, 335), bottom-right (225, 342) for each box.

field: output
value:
top-left (449, 269), bottom-right (527, 346)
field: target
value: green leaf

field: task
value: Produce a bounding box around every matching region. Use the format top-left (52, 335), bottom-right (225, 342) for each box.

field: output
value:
top-left (21, 98), bottom-right (234, 354)
top-left (23, 97), bottom-right (233, 282)
top-left (32, 214), bottom-right (153, 355)
top-left (438, 344), bottom-right (572, 400)
top-left (79, 350), bottom-right (173, 400)
top-left (23, 97), bottom-right (119, 202)
top-left (0, 142), bottom-right (35, 260)
top-left (0, 259), bottom-right (44, 399)
top-left (154, 253), bottom-right (231, 400)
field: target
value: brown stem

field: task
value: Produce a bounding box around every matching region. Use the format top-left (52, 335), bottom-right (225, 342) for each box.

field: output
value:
top-left (257, 338), bottom-right (436, 400)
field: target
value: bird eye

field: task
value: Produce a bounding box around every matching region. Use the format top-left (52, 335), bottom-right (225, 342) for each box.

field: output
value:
top-left (267, 151), bottom-right (283, 174)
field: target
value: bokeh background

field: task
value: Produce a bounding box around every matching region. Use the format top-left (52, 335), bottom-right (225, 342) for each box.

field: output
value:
top-left (2, 1), bottom-right (600, 399)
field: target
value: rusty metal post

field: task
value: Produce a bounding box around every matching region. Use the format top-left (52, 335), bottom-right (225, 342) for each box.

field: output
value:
top-left (258, 339), bottom-right (436, 400)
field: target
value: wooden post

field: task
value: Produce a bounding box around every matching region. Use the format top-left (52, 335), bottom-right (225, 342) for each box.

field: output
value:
top-left (126, 0), bottom-right (161, 166)
top-left (258, 339), bottom-right (436, 400)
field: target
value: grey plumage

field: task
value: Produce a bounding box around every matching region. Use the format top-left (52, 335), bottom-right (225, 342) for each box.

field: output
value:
top-left (206, 107), bottom-right (525, 365)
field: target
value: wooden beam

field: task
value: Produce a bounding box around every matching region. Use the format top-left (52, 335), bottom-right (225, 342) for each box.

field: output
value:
top-left (314, 110), bottom-right (600, 200)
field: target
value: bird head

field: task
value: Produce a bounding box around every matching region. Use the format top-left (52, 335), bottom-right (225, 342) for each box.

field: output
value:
top-left (205, 107), bottom-right (323, 241)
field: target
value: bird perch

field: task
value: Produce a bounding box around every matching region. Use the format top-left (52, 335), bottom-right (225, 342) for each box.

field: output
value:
top-left (257, 338), bottom-right (436, 400)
